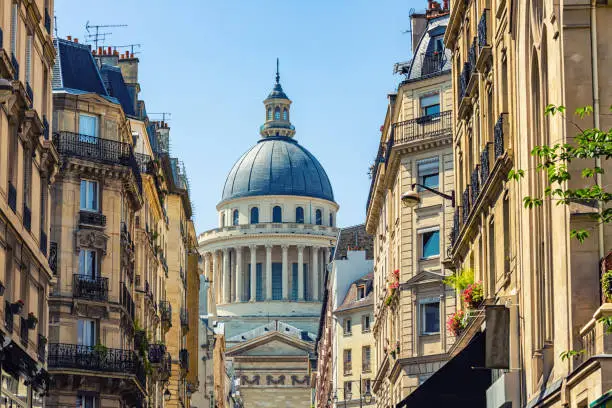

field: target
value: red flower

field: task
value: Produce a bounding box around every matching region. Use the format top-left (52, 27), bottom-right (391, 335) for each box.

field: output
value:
top-left (447, 310), bottom-right (466, 336)
top-left (16, 300), bottom-right (24, 306)
top-left (462, 282), bottom-right (483, 309)
top-left (393, 269), bottom-right (400, 279)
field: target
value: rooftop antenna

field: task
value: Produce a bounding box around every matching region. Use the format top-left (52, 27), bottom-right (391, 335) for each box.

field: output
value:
top-left (85, 21), bottom-right (127, 50)
top-left (112, 44), bottom-right (142, 55)
top-left (275, 58), bottom-right (280, 83)
top-left (149, 112), bottom-right (172, 122)
top-left (402, 8), bottom-right (416, 53)
top-left (53, 16), bottom-right (58, 38)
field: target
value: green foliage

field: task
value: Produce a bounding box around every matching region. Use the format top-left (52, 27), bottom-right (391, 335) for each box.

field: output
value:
top-left (603, 271), bottom-right (612, 301)
top-left (509, 104), bottom-right (612, 242)
top-left (93, 344), bottom-right (108, 358)
top-left (560, 349), bottom-right (585, 361)
top-left (598, 316), bottom-right (612, 334)
top-left (444, 268), bottom-right (474, 292)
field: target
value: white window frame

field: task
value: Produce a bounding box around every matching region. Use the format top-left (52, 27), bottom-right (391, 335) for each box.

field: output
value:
top-left (357, 284), bottom-right (366, 300)
top-left (419, 297), bottom-right (441, 335)
top-left (362, 314), bottom-right (371, 332)
top-left (80, 179), bottom-right (99, 212)
top-left (418, 226), bottom-right (440, 260)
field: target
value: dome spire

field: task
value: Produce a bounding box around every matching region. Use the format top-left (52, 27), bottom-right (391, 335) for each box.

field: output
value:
top-left (261, 59), bottom-right (295, 138)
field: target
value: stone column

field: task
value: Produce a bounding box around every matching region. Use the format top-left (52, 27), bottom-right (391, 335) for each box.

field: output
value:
top-left (212, 251), bottom-right (219, 304)
top-left (204, 253), bottom-right (211, 280)
top-left (282, 245), bottom-right (289, 300)
top-left (324, 247), bottom-right (330, 266)
top-left (312, 246), bottom-right (319, 301)
top-left (235, 247), bottom-right (243, 302)
top-left (222, 248), bottom-right (230, 303)
top-left (265, 244), bottom-right (273, 300)
top-left (297, 245), bottom-right (305, 301)
top-left (250, 245), bottom-right (257, 301)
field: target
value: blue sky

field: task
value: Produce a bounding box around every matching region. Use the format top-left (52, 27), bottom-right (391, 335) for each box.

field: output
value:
top-left (55, 0), bottom-right (422, 232)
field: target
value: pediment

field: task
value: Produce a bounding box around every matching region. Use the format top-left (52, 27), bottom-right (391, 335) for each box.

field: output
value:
top-left (226, 331), bottom-right (313, 357)
top-left (401, 270), bottom-right (445, 288)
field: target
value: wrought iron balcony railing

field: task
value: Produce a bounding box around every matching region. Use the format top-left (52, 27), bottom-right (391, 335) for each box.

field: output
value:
top-left (49, 242), bottom-right (58, 275)
top-left (462, 186), bottom-right (471, 222)
top-left (478, 9), bottom-right (490, 52)
top-left (471, 166), bottom-right (480, 203)
top-left (47, 343), bottom-right (145, 387)
top-left (79, 210), bottom-right (106, 227)
top-left (121, 283), bottom-right (135, 321)
top-left (11, 53), bottom-right (18, 80)
top-left (42, 115), bottom-right (49, 140)
top-left (468, 39), bottom-right (477, 74)
top-left (148, 344), bottom-right (166, 364)
top-left (420, 52), bottom-right (447, 77)
top-left (121, 222), bottom-right (134, 251)
top-left (20, 317), bottom-right (28, 345)
top-left (160, 301), bottom-right (172, 326)
top-left (459, 61), bottom-right (472, 100)
top-left (73, 274), bottom-right (109, 301)
top-left (8, 181), bottom-right (16, 213)
top-left (37, 334), bottom-right (46, 363)
top-left (40, 229), bottom-right (47, 256)
top-left (4, 301), bottom-right (13, 333)
top-left (392, 111), bottom-right (452, 145)
top-left (179, 349), bottom-right (189, 371)
top-left (180, 308), bottom-right (189, 328)
top-left (494, 114), bottom-right (506, 159)
top-left (480, 143), bottom-right (491, 185)
top-left (450, 206), bottom-right (460, 248)
top-left (25, 82), bottom-right (33, 106)
top-left (23, 204), bottom-right (31, 232)
top-left (53, 131), bottom-right (142, 195)
top-left (0, 27), bottom-right (3, 49)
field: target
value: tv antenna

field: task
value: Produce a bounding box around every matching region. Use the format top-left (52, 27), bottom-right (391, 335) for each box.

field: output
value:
top-left (112, 44), bottom-right (142, 55)
top-left (149, 113), bottom-right (172, 122)
top-left (402, 8), bottom-right (416, 52)
top-left (54, 16), bottom-right (58, 37)
top-left (85, 21), bottom-right (127, 49)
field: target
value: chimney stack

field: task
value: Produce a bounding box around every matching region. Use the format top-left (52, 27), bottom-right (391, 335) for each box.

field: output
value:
top-left (74, 38), bottom-right (78, 43)
top-left (118, 52), bottom-right (141, 116)
top-left (67, 35), bottom-right (72, 41)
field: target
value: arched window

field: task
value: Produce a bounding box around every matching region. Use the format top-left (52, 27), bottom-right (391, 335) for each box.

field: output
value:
top-left (250, 207), bottom-right (259, 224)
top-left (296, 207), bottom-right (304, 224)
top-left (283, 108), bottom-right (288, 121)
top-left (267, 108), bottom-right (272, 121)
top-left (274, 107), bottom-right (280, 120)
top-left (315, 209), bottom-right (322, 225)
top-left (221, 213), bottom-right (226, 227)
top-left (329, 212), bottom-right (334, 227)
top-left (273, 206), bottom-right (282, 223)
top-left (232, 209), bottom-right (239, 226)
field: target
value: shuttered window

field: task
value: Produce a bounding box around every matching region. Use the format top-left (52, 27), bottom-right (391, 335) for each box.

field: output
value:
top-left (417, 157), bottom-right (439, 190)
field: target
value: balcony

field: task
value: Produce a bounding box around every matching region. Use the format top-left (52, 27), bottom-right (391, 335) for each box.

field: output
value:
top-left (450, 207), bottom-right (460, 248)
top-left (420, 52), bottom-right (447, 77)
top-left (480, 143), bottom-right (491, 186)
top-left (121, 221), bottom-right (134, 248)
top-left (42, 115), bottom-right (49, 140)
top-left (179, 348), bottom-right (189, 371)
top-left (8, 181), bottom-right (16, 213)
top-left (459, 61), bottom-right (471, 102)
top-left (37, 334), bottom-right (46, 363)
top-left (40, 229), bottom-right (47, 256)
top-left (47, 343), bottom-right (145, 388)
top-left (52, 131), bottom-right (142, 196)
top-left (462, 187), bottom-right (471, 222)
top-left (160, 352), bottom-right (171, 380)
top-left (477, 9), bottom-right (492, 69)
top-left (120, 283), bottom-right (135, 322)
top-left (391, 111), bottom-right (452, 146)
top-left (148, 344), bottom-right (167, 364)
top-left (4, 301), bottom-right (13, 333)
top-left (470, 166), bottom-right (480, 203)
top-left (79, 210), bottom-right (106, 227)
top-left (72, 274), bottom-right (109, 302)
top-left (494, 114), bottom-right (507, 159)
top-left (25, 82), bottom-right (33, 107)
top-left (23, 204), bottom-right (31, 232)
top-left (199, 222), bottom-right (339, 242)
top-left (160, 301), bottom-right (172, 328)
top-left (11, 53), bottom-right (18, 80)
top-left (579, 304), bottom-right (612, 366)
top-left (180, 308), bottom-right (189, 330)
top-left (49, 242), bottom-right (57, 275)
top-left (44, 8), bottom-right (51, 34)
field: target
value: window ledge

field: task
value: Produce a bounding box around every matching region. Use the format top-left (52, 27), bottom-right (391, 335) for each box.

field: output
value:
top-left (420, 255), bottom-right (441, 261)
top-left (420, 332), bottom-right (441, 337)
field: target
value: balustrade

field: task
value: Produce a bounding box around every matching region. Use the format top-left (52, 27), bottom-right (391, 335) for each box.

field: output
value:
top-left (73, 274), bottom-right (108, 301)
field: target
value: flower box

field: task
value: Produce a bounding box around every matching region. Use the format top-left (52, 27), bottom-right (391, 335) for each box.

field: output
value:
top-left (11, 300), bottom-right (24, 314)
top-left (27, 313), bottom-right (38, 330)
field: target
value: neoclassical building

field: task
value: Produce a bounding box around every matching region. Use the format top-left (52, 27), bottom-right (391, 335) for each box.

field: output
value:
top-left (198, 68), bottom-right (339, 407)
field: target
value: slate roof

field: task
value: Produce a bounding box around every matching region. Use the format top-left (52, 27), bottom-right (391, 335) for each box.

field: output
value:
top-left (221, 136), bottom-right (335, 203)
top-left (99, 64), bottom-right (135, 116)
top-left (334, 224), bottom-right (374, 260)
top-left (266, 82), bottom-right (288, 99)
top-left (334, 273), bottom-right (374, 313)
top-left (52, 39), bottom-right (108, 95)
top-left (226, 320), bottom-right (316, 343)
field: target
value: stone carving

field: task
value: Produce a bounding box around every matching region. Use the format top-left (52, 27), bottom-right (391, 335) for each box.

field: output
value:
top-left (241, 375), bottom-right (260, 386)
top-left (266, 375), bottom-right (285, 385)
top-left (291, 375), bottom-right (310, 386)
top-left (48, 242), bottom-right (58, 275)
top-left (76, 229), bottom-right (108, 255)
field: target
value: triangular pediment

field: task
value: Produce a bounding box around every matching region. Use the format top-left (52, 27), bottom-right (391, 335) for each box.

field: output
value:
top-left (226, 331), bottom-right (313, 357)
top-left (401, 270), bottom-right (445, 288)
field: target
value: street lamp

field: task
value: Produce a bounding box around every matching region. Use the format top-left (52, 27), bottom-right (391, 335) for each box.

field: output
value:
top-left (401, 183), bottom-right (455, 208)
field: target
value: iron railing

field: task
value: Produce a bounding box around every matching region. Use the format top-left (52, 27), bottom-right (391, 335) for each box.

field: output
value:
top-left (8, 181), bottom-right (16, 213)
top-left (420, 52), bottom-right (447, 77)
top-left (73, 274), bottom-right (109, 301)
top-left (148, 344), bottom-right (166, 364)
top-left (179, 349), bottom-right (189, 370)
top-left (42, 115), bottom-right (49, 140)
top-left (180, 308), bottom-right (189, 328)
top-left (47, 343), bottom-right (145, 387)
top-left (462, 186), bottom-right (471, 222)
top-left (459, 61), bottom-right (472, 100)
top-left (53, 131), bottom-right (142, 195)
top-left (0, 27), bottom-right (3, 49)
top-left (468, 39), bottom-right (477, 73)
top-left (392, 111), bottom-right (452, 145)
top-left (49, 242), bottom-right (57, 275)
top-left (23, 204), bottom-right (31, 232)
top-left (40, 229), bottom-right (47, 256)
top-left (121, 222), bottom-right (134, 251)
top-left (44, 8), bottom-right (51, 33)
top-left (471, 166), bottom-right (480, 202)
top-left (160, 301), bottom-right (172, 326)
top-left (79, 210), bottom-right (106, 227)
top-left (450, 206), bottom-right (460, 248)
top-left (365, 142), bottom-right (386, 212)
top-left (37, 334), bottom-right (46, 362)
top-left (4, 301), bottom-right (13, 333)
top-left (160, 352), bottom-right (171, 379)
top-left (480, 143), bottom-right (491, 185)
top-left (494, 114), bottom-right (506, 159)
top-left (20, 317), bottom-right (28, 345)
top-left (478, 9), bottom-right (490, 51)
top-left (121, 283), bottom-right (135, 321)
top-left (25, 82), bottom-right (33, 106)
top-left (11, 53), bottom-right (18, 80)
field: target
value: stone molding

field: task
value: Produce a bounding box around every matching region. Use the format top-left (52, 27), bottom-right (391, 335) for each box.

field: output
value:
top-left (75, 228), bottom-right (109, 255)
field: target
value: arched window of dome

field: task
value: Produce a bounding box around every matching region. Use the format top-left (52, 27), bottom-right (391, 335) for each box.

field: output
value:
top-left (267, 108), bottom-right (272, 121)
top-left (273, 206), bottom-right (282, 223)
top-left (274, 107), bottom-right (281, 120)
top-left (283, 108), bottom-right (288, 121)
top-left (315, 209), bottom-right (322, 225)
top-left (221, 213), bottom-right (226, 227)
top-left (329, 212), bottom-right (334, 227)
top-left (296, 207), bottom-right (304, 224)
top-left (232, 209), bottom-right (239, 226)
top-left (250, 207), bottom-right (259, 224)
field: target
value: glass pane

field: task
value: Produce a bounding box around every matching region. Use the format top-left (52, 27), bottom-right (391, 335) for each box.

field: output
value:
top-left (424, 302), bottom-right (440, 333)
top-left (420, 94), bottom-right (439, 107)
top-left (89, 181), bottom-right (98, 210)
top-left (80, 180), bottom-right (87, 210)
top-left (250, 207), bottom-right (259, 224)
top-left (79, 115), bottom-right (97, 137)
top-left (316, 210), bottom-right (322, 225)
top-left (422, 173), bottom-right (439, 189)
top-left (296, 207), bottom-right (304, 223)
top-left (272, 263), bottom-right (282, 300)
top-left (422, 231), bottom-right (440, 258)
top-left (424, 104), bottom-right (440, 116)
top-left (273, 206), bottom-right (282, 223)
top-left (291, 263), bottom-right (298, 300)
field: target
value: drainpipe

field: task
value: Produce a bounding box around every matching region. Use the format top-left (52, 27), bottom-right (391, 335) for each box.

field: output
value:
top-left (590, 0), bottom-right (605, 260)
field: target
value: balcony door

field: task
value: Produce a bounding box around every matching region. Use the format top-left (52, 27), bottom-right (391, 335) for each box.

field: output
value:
top-left (79, 250), bottom-right (98, 280)
top-left (77, 319), bottom-right (96, 347)
top-left (79, 114), bottom-right (98, 143)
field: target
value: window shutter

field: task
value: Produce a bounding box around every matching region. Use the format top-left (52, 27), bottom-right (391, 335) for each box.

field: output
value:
top-left (417, 157), bottom-right (439, 176)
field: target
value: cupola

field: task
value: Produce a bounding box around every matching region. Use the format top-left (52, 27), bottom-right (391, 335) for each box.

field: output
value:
top-left (260, 59), bottom-right (296, 138)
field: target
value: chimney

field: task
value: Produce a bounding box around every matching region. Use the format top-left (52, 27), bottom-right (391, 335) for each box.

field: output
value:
top-left (410, 12), bottom-right (428, 54)
top-left (443, 0), bottom-right (449, 9)
top-left (74, 38), bottom-right (78, 43)
top-left (118, 52), bottom-right (141, 116)
top-left (67, 35), bottom-right (72, 41)
top-left (426, 0), bottom-right (449, 18)
top-left (93, 46), bottom-right (119, 68)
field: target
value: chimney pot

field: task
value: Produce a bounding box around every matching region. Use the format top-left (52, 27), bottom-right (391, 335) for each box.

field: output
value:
top-left (98, 47), bottom-right (102, 54)
top-left (67, 35), bottom-right (72, 41)
top-left (74, 38), bottom-right (78, 43)
top-left (130, 52), bottom-right (134, 58)
top-left (443, 0), bottom-right (449, 9)
top-left (108, 46), bottom-right (112, 54)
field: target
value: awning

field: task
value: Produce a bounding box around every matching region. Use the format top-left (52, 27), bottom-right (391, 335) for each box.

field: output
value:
top-left (396, 331), bottom-right (491, 407)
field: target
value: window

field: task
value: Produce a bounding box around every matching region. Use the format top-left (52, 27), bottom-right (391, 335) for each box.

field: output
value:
top-left (315, 209), bottom-right (322, 225)
top-left (79, 249), bottom-right (97, 279)
top-left (357, 284), bottom-right (366, 300)
top-left (267, 108), bottom-right (272, 121)
top-left (232, 209), bottom-right (239, 226)
top-left (10, 3), bottom-right (17, 54)
top-left (362, 378), bottom-right (372, 394)
top-left (420, 299), bottom-right (440, 334)
top-left (272, 263), bottom-right (282, 300)
top-left (274, 107), bottom-right (280, 120)
top-left (250, 207), bottom-right (259, 224)
top-left (362, 346), bottom-right (371, 373)
top-left (221, 213), bottom-right (226, 227)
top-left (80, 180), bottom-right (99, 211)
top-left (77, 395), bottom-right (96, 408)
top-left (343, 349), bottom-right (352, 375)
top-left (417, 157), bottom-right (439, 190)
top-left (344, 319), bottom-right (352, 335)
top-left (295, 207), bottom-right (304, 223)
top-left (420, 93), bottom-right (440, 117)
top-left (432, 35), bottom-right (444, 53)
top-left (421, 229), bottom-right (440, 258)
top-left (344, 381), bottom-right (352, 400)
top-left (79, 114), bottom-right (98, 143)
top-left (329, 212), bottom-right (334, 227)
top-left (362, 315), bottom-right (371, 332)
top-left (25, 35), bottom-right (32, 85)
top-left (77, 319), bottom-right (96, 346)
top-left (272, 206), bottom-right (282, 223)
top-left (282, 108), bottom-right (288, 121)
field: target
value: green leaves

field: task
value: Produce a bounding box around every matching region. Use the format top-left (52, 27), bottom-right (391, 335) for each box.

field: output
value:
top-left (575, 106), bottom-right (593, 119)
top-left (545, 104), bottom-right (566, 116)
top-left (570, 229), bottom-right (590, 243)
top-left (560, 349), bottom-right (585, 361)
top-left (523, 196), bottom-right (543, 209)
top-left (508, 169), bottom-right (524, 182)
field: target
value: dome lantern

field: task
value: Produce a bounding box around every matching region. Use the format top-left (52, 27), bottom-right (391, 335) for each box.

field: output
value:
top-left (260, 59), bottom-right (296, 138)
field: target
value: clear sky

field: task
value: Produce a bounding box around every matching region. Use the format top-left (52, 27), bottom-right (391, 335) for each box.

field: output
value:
top-left (55, 0), bottom-right (424, 232)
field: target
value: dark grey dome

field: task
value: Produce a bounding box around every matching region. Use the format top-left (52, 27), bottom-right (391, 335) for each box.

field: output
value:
top-left (222, 136), bottom-right (334, 203)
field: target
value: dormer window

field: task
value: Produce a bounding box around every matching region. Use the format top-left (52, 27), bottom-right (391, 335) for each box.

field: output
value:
top-left (357, 284), bottom-right (366, 300)
top-left (274, 107), bottom-right (281, 120)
